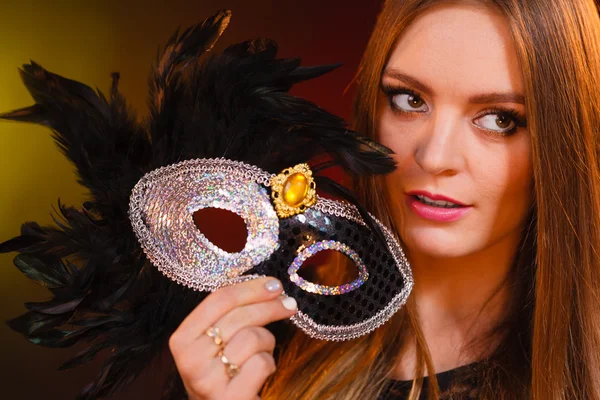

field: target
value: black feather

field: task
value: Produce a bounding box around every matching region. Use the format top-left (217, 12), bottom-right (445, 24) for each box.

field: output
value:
top-left (1, 9), bottom-right (395, 399)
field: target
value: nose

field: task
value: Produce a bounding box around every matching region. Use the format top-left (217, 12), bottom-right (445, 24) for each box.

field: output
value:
top-left (413, 110), bottom-right (465, 176)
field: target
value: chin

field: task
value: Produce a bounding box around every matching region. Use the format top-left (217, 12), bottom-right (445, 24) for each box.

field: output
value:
top-left (400, 227), bottom-right (481, 260)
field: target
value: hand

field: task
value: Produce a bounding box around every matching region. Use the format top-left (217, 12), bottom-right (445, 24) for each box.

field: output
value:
top-left (169, 277), bottom-right (298, 400)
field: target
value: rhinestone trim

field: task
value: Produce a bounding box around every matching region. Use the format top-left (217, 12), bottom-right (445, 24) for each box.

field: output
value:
top-left (129, 158), bottom-right (279, 291)
top-left (288, 240), bottom-right (368, 295)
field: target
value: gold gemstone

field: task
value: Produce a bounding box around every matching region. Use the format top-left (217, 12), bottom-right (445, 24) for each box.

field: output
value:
top-left (282, 173), bottom-right (309, 207)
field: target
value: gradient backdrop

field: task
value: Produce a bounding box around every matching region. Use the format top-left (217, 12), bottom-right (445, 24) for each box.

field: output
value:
top-left (0, 1), bottom-right (382, 398)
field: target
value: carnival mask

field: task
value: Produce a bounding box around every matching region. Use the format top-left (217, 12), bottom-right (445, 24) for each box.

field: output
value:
top-left (130, 158), bottom-right (413, 341)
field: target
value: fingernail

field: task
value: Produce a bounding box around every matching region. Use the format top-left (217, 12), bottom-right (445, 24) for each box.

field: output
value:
top-left (265, 279), bottom-right (282, 292)
top-left (281, 296), bottom-right (297, 310)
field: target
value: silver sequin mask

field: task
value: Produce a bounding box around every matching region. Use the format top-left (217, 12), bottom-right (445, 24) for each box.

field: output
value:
top-left (129, 158), bottom-right (413, 341)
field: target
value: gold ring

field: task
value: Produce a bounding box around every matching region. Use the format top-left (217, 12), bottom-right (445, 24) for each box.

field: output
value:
top-left (218, 349), bottom-right (240, 378)
top-left (204, 326), bottom-right (224, 347)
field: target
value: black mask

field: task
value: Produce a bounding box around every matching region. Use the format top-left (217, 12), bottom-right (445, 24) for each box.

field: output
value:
top-left (130, 158), bottom-right (413, 341)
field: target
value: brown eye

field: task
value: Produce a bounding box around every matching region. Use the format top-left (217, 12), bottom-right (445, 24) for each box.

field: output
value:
top-left (391, 93), bottom-right (429, 112)
top-left (473, 112), bottom-right (517, 134)
top-left (495, 114), bottom-right (511, 129)
top-left (407, 95), bottom-right (424, 108)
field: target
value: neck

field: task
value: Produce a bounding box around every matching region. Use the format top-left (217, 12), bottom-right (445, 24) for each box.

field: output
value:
top-left (393, 231), bottom-right (519, 380)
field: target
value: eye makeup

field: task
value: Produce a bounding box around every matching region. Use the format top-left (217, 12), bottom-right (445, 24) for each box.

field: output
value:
top-left (381, 82), bottom-right (426, 115)
top-left (380, 81), bottom-right (528, 136)
top-left (473, 106), bottom-right (527, 136)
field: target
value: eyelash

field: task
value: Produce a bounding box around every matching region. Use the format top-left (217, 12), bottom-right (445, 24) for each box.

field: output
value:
top-left (380, 83), bottom-right (528, 136)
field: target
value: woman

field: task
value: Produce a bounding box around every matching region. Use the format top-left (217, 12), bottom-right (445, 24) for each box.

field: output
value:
top-left (169, 0), bottom-right (600, 398)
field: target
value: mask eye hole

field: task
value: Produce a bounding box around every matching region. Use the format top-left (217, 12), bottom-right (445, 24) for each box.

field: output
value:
top-left (289, 240), bottom-right (368, 295)
top-left (297, 250), bottom-right (359, 286)
top-left (193, 208), bottom-right (247, 253)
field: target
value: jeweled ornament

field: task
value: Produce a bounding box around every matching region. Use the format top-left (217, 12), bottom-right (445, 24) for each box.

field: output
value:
top-left (283, 173), bottom-right (308, 206)
top-left (270, 163), bottom-right (317, 218)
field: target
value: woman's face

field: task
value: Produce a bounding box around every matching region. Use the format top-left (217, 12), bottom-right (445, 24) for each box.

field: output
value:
top-left (379, 3), bottom-right (533, 259)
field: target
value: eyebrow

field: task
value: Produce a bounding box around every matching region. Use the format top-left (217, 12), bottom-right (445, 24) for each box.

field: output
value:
top-left (382, 69), bottom-right (525, 105)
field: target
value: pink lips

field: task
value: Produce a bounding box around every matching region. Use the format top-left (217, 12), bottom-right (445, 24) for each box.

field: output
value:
top-left (406, 190), bottom-right (472, 222)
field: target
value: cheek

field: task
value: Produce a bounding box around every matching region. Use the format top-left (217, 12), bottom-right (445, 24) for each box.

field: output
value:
top-left (377, 111), bottom-right (397, 150)
top-left (377, 113), bottom-right (416, 181)
top-left (475, 140), bottom-right (533, 212)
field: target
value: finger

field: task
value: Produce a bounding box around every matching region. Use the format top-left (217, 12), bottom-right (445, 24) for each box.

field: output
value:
top-left (184, 356), bottom-right (229, 400)
top-left (174, 326), bottom-right (276, 388)
top-left (213, 296), bottom-right (297, 344)
top-left (220, 326), bottom-right (276, 367)
top-left (172, 276), bottom-right (284, 346)
top-left (186, 327), bottom-right (277, 398)
top-left (225, 352), bottom-right (277, 400)
top-left (171, 335), bottom-right (223, 388)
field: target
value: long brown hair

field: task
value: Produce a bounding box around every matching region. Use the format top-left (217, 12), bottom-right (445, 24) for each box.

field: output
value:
top-left (261, 0), bottom-right (600, 398)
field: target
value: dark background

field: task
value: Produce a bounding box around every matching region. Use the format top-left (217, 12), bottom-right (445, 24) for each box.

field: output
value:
top-left (0, 1), bottom-right (382, 398)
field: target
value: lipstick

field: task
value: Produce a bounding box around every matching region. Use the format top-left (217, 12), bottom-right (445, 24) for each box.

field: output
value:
top-left (405, 191), bottom-right (472, 222)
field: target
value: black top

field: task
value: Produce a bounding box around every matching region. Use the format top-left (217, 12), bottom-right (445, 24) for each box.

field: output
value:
top-left (377, 363), bottom-right (481, 400)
